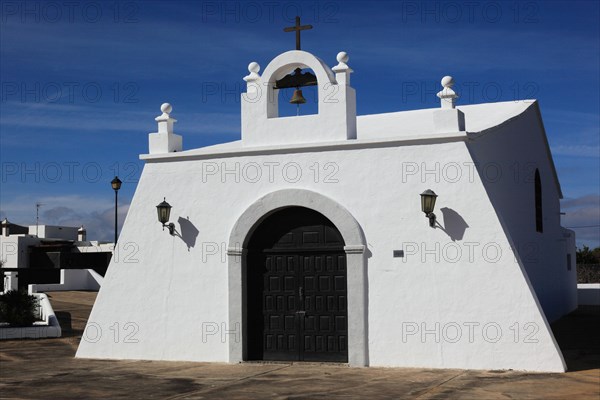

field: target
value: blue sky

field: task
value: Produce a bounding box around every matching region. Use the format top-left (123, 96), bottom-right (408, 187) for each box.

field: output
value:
top-left (1, 0), bottom-right (598, 247)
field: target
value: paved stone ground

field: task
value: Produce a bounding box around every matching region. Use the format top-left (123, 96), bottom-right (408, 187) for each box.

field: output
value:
top-left (0, 291), bottom-right (598, 399)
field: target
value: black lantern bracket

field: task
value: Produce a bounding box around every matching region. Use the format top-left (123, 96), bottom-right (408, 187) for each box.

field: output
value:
top-left (163, 222), bottom-right (175, 235)
top-left (426, 212), bottom-right (436, 228)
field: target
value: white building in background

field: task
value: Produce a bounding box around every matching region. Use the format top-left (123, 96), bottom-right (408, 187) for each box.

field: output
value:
top-left (0, 221), bottom-right (109, 292)
top-left (77, 47), bottom-right (577, 372)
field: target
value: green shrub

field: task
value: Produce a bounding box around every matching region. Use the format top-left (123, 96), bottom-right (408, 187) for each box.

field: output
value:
top-left (0, 290), bottom-right (38, 326)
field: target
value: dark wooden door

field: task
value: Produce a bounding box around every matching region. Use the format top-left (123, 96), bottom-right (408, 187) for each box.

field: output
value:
top-left (247, 207), bottom-right (348, 362)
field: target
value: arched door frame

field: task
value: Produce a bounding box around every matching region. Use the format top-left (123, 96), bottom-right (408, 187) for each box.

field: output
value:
top-left (227, 189), bottom-right (368, 366)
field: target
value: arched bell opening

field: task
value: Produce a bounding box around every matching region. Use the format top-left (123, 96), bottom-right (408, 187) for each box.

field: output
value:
top-left (261, 53), bottom-right (336, 120)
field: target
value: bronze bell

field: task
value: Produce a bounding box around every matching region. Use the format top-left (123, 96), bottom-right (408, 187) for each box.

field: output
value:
top-left (289, 88), bottom-right (306, 104)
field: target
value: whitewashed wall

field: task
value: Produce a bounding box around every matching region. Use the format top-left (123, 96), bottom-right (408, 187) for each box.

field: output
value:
top-left (77, 132), bottom-right (566, 372)
top-left (30, 269), bottom-right (103, 292)
top-left (29, 225), bottom-right (78, 240)
top-left (466, 103), bottom-right (578, 321)
top-left (0, 236), bottom-right (41, 268)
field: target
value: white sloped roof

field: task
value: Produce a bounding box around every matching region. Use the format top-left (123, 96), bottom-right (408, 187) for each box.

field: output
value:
top-left (356, 100), bottom-right (535, 140)
top-left (141, 100), bottom-right (536, 160)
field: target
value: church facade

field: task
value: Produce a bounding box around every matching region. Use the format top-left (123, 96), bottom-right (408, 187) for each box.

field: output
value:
top-left (76, 48), bottom-right (577, 372)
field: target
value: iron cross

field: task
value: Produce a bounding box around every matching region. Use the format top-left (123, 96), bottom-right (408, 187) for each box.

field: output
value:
top-left (284, 16), bottom-right (313, 50)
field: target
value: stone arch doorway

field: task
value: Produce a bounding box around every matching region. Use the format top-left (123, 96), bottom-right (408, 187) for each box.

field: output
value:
top-left (246, 207), bottom-right (348, 362)
top-left (227, 189), bottom-right (367, 366)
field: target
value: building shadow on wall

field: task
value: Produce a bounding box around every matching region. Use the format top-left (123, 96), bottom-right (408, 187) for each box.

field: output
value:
top-left (176, 217), bottom-right (199, 250)
top-left (436, 207), bottom-right (469, 241)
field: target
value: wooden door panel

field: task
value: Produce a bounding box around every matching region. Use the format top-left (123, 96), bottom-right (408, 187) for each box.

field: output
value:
top-left (300, 253), bottom-right (347, 362)
top-left (262, 254), bottom-right (300, 360)
top-left (247, 207), bottom-right (347, 362)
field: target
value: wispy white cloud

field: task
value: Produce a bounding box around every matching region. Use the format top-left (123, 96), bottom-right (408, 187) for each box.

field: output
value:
top-left (561, 194), bottom-right (600, 248)
top-left (0, 11), bottom-right (281, 81)
top-left (545, 110), bottom-right (600, 124)
top-left (350, 26), bottom-right (600, 74)
top-left (0, 102), bottom-right (151, 132)
top-left (545, 109), bottom-right (599, 159)
top-left (562, 194), bottom-right (600, 209)
top-left (551, 145), bottom-right (600, 158)
top-left (0, 101), bottom-right (241, 140)
top-left (0, 194), bottom-right (130, 242)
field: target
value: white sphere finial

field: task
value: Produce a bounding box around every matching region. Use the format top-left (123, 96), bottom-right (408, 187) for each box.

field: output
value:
top-left (160, 103), bottom-right (172, 115)
top-left (336, 51), bottom-right (349, 63)
top-left (248, 62), bottom-right (260, 74)
top-left (441, 76), bottom-right (454, 88)
top-left (437, 76), bottom-right (458, 109)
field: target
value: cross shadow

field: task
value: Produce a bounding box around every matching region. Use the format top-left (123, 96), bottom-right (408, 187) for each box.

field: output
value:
top-left (176, 216), bottom-right (199, 251)
top-left (435, 207), bottom-right (469, 241)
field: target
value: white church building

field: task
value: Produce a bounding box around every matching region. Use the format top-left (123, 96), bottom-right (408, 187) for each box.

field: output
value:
top-left (77, 44), bottom-right (577, 372)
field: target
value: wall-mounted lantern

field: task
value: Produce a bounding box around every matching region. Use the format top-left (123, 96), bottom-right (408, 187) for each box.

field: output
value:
top-left (156, 198), bottom-right (175, 235)
top-left (420, 189), bottom-right (438, 227)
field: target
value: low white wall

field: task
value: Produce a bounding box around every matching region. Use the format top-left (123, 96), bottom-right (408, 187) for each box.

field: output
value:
top-left (29, 269), bottom-right (103, 293)
top-left (2, 271), bottom-right (19, 293)
top-left (578, 284), bottom-right (600, 306)
top-left (0, 293), bottom-right (61, 339)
